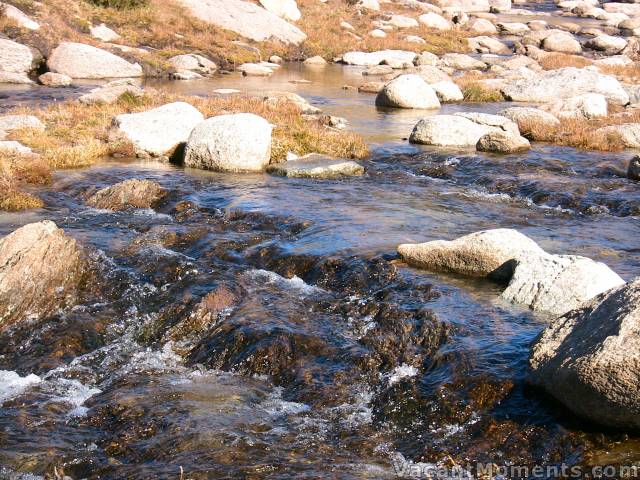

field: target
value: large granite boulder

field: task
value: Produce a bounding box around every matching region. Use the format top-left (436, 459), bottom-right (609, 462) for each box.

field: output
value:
top-left (112, 102), bottom-right (204, 157)
top-left (375, 74), bottom-right (441, 109)
top-left (259, 0), bottom-right (301, 21)
top-left (0, 221), bottom-right (85, 332)
top-left (48, 42), bottom-right (143, 79)
top-left (501, 67), bottom-right (629, 105)
top-left (184, 113), bottom-right (272, 172)
top-left (176, 0), bottom-right (306, 44)
top-left (529, 278), bottom-right (640, 429)
top-left (0, 39), bottom-right (37, 79)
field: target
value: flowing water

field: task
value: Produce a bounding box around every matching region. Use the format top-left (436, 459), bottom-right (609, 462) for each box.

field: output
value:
top-left (0, 63), bottom-right (639, 479)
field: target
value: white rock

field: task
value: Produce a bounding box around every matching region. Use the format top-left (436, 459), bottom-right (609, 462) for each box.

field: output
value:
top-left (468, 17), bottom-right (498, 35)
top-left (90, 24), bottom-right (120, 42)
top-left (441, 53), bottom-right (486, 70)
top-left (542, 30), bottom-right (582, 53)
top-left (584, 34), bottom-right (628, 53)
top-left (304, 55), bottom-right (327, 65)
top-left (341, 50), bottom-right (417, 66)
top-left (259, 0), bottom-right (301, 22)
top-left (409, 115), bottom-right (494, 146)
top-left (375, 74), bottom-right (441, 109)
top-left (267, 153), bottom-right (364, 178)
top-left (429, 81), bottom-right (464, 102)
top-left (595, 123), bottom-right (640, 147)
top-left (418, 12), bottom-right (453, 30)
top-left (0, 2), bottom-right (39, 30)
top-left (497, 22), bottom-right (530, 35)
top-left (175, 0), bottom-right (306, 44)
top-left (0, 71), bottom-right (32, 84)
top-left (38, 72), bottom-right (72, 87)
top-left (238, 63), bottom-right (274, 76)
top-left (48, 42), bottom-right (142, 79)
top-left (390, 15), bottom-right (420, 28)
top-left (501, 67), bottom-right (629, 105)
top-left (468, 36), bottom-right (511, 54)
top-left (543, 93), bottom-right (608, 119)
top-left (112, 102), bottom-right (204, 157)
top-left (502, 254), bottom-right (625, 315)
top-left (359, 0), bottom-right (380, 10)
top-left (0, 115), bottom-right (44, 140)
top-left (0, 39), bottom-right (35, 74)
top-left (498, 107), bottom-right (560, 131)
top-left (79, 79), bottom-right (144, 104)
top-left (369, 29), bottom-right (387, 38)
top-left (169, 54), bottom-right (217, 74)
top-left (476, 130), bottom-right (531, 153)
top-left (0, 141), bottom-right (33, 155)
top-left (184, 113), bottom-right (272, 172)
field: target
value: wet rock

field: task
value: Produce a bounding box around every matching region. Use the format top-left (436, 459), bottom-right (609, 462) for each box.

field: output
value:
top-left (629, 156), bottom-right (640, 180)
top-left (79, 79), bottom-right (144, 104)
top-left (238, 62), bottom-right (274, 76)
top-left (38, 72), bottom-right (72, 87)
top-left (304, 55), bottom-right (326, 65)
top-left (267, 153), bottom-right (365, 178)
top-left (168, 54), bottom-right (217, 75)
top-left (429, 81), bottom-right (464, 102)
top-left (441, 53), bottom-right (487, 70)
top-left (541, 31), bottom-right (582, 53)
top-left (498, 107), bottom-right (560, 133)
top-left (90, 23), bottom-right (120, 42)
top-left (542, 93), bottom-right (608, 120)
top-left (375, 74), bottom-right (441, 109)
top-left (47, 42), bottom-right (143, 79)
top-left (0, 115), bottom-right (44, 140)
top-left (0, 221), bottom-right (85, 332)
top-left (476, 130), bottom-right (531, 153)
top-left (184, 113), bottom-right (272, 172)
top-left (418, 12), bottom-right (453, 30)
top-left (0, 2), bottom-right (39, 29)
top-left (501, 67), bottom-right (629, 105)
top-left (529, 278), bottom-right (639, 429)
top-left (262, 91), bottom-right (320, 114)
top-left (86, 179), bottom-right (167, 211)
top-left (595, 123), bottom-right (640, 147)
top-left (341, 50), bottom-right (417, 67)
top-left (259, 0), bottom-right (301, 22)
top-left (112, 102), bottom-right (204, 157)
top-left (0, 39), bottom-right (37, 77)
top-left (176, 0), bottom-right (306, 44)
top-left (398, 229), bottom-right (544, 281)
top-left (585, 34), bottom-right (627, 53)
top-left (358, 81), bottom-right (386, 93)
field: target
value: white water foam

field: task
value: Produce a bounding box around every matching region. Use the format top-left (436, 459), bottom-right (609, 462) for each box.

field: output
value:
top-left (246, 269), bottom-right (325, 295)
top-left (0, 370), bottom-right (41, 403)
top-left (386, 364), bottom-right (418, 386)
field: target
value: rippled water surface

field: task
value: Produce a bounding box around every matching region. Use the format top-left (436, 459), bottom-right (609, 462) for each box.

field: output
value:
top-left (0, 63), bottom-right (639, 479)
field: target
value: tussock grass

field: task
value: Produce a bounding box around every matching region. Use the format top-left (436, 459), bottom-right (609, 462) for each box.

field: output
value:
top-left (1, 91), bottom-right (368, 210)
top-left (454, 74), bottom-right (504, 102)
top-left (538, 53), bottom-right (593, 70)
top-left (519, 109), bottom-right (640, 151)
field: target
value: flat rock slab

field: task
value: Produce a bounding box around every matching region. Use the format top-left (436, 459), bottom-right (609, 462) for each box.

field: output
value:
top-left (48, 42), bottom-right (143, 79)
top-left (176, 0), bottom-right (306, 45)
top-left (267, 154), bottom-right (365, 179)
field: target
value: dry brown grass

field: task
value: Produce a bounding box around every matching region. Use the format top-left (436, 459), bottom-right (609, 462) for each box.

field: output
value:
top-left (538, 52), bottom-right (593, 70)
top-left (598, 63), bottom-right (640, 83)
top-left (0, 158), bottom-right (45, 211)
top-left (286, 0), bottom-right (469, 60)
top-left (1, 91), bottom-right (367, 210)
top-left (454, 74), bottom-right (504, 102)
top-left (518, 108), bottom-right (640, 151)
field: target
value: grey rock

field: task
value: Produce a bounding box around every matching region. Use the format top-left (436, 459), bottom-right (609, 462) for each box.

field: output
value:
top-left (267, 154), bottom-right (364, 178)
top-left (375, 74), bottom-right (441, 109)
top-left (87, 179), bottom-right (166, 211)
top-left (48, 42), bottom-right (142, 79)
top-left (476, 130), bottom-right (531, 153)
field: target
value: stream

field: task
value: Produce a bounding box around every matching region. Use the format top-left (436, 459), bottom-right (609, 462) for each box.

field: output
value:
top-left (0, 63), bottom-right (639, 479)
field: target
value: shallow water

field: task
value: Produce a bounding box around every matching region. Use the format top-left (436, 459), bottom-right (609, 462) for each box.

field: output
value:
top-left (0, 63), bottom-right (639, 479)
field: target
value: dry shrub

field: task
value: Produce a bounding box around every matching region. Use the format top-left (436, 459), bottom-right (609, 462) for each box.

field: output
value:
top-left (518, 108), bottom-right (640, 151)
top-left (538, 53), bottom-right (593, 70)
top-left (0, 157), bottom-right (45, 211)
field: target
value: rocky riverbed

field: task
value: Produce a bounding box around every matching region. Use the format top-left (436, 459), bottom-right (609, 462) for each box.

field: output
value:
top-left (0, 0), bottom-right (640, 478)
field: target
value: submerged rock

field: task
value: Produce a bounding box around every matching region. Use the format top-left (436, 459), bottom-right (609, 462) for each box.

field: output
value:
top-left (529, 278), bottom-right (640, 429)
top-left (184, 113), bottom-right (272, 172)
top-left (476, 130), bottom-right (531, 153)
top-left (112, 102), bottom-right (204, 157)
top-left (176, 0), bottom-right (306, 44)
top-left (0, 221), bottom-right (85, 332)
top-left (86, 179), bottom-right (167, 211)
top-left (399, 229), bottom-right (624, 315)
top-left (267, 154), bottom-right (365, 178)
top-left (375, 74), bottom-right (441, 109)
top-left (629, 156), bottom-right (640, 180)
top-left (79, 79), bottom-right (144, 104)
top-left (38, 72), bottom-right (72, 87)
top-left (47, 42), bottom-right (143, 79)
